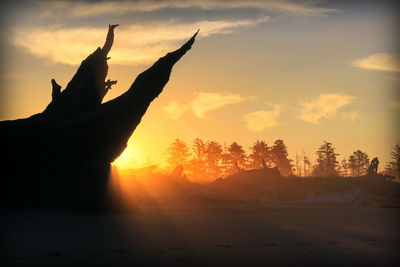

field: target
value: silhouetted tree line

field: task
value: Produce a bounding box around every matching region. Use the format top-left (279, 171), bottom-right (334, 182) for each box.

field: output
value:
top-left (384, 143), bottom-right (400, 179)
top-left (165, 139), bottom-right (400, 182)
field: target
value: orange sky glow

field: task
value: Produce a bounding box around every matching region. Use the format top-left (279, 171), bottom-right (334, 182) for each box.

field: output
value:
top-left (1, 1), bottom-right (399, 176)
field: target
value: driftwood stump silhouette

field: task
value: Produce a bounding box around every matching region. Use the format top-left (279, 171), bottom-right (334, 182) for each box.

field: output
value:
top-left (1, 26), bottom-right (197, 208)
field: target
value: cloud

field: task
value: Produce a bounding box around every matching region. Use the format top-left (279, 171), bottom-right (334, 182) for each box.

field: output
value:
top-left (164, 101), bottom-right (188, 119)
top-left (299, 93), bottom-right (356, 124)
top-left (39, 0), bottom-right (337, 18)
top-left (389, 100), bottom-right (400, 110)
top-left (340, 111), bottom-right (358, 121)
top-left (190, 91), bottom-right (247, 119)
top-left (164, 91), bottom-right (249, 119)
top-left (243, 105), bottom-right (281, 132)
top-left (351, 53), bottom-right (400, 73)
top-left (15, 0), bottom-right (338, 65)
top-left (12, 17), bottom-right (268, 65)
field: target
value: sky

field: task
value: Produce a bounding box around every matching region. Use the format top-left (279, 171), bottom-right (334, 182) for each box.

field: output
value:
top-left (0, 0), bottom-right (399, 170)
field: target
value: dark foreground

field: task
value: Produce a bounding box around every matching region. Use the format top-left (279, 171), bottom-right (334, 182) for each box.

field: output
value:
top-left (2, 202), bottom-right (399, 266)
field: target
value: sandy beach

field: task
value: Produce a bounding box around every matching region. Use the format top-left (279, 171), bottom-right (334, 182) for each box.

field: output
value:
top-left (2, 202), bottom-right (399, 266)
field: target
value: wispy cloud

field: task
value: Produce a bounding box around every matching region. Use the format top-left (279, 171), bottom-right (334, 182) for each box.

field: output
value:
top-left (299, 93), bottom-right (356, 124)
top-left (39, 0), bottom-right (337, 18)
top-left (164, 91), bottom-right (249, 119)
top-left (14, 0), bottom-right (338, 65)
top-left (389, 100), bottom-right (400, 110)
top-left (340, 111), bottom-right (358, 121)
top-left (351, 53), bottom-right (400, 73)
top-left (12, 17), bottom-right (268, 65)
top-left (243, 105), bottom-right (281, 132)
top-left (190, 91), bottom-right (247, 119)
top-left (164, 101), bottom-right (188, 120)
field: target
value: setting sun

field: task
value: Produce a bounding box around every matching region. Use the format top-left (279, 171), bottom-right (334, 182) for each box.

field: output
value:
top-left (112, 139), bottom-right (146, 169)
top-left (2, 1), bottom-right (399, 267)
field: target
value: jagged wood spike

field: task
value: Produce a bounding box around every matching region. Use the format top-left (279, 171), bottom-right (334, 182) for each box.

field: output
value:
top-left (1, 27), bottom-right (198, 186)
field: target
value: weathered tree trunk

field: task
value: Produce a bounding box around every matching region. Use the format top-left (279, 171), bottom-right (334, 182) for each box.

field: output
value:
top-left (1, 26), bottom-right (197, 208)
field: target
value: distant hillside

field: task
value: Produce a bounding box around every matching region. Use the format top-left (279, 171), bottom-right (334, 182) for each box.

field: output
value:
top-left (111, 167), bottom-right (400, 208)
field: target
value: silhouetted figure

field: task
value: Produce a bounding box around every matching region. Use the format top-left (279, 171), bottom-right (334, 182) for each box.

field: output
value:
top-left (51, 79), bottom-right (61, 101)
top-left (367, 157), bottom-right (379, 175)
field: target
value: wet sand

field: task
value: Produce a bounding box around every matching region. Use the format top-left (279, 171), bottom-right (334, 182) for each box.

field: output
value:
top-left (2, 203), bottom-right (399, 266)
